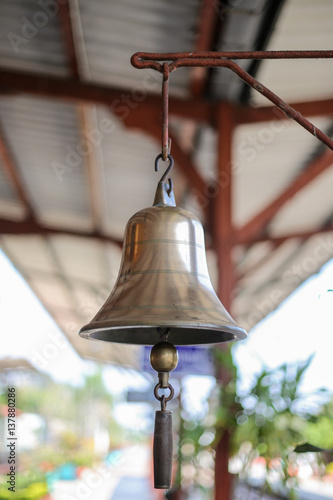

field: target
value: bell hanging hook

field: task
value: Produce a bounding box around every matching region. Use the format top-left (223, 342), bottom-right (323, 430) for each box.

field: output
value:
top-left (154, 62), bottom-right (174, 195)
top-left (155, 154), bottom-right (174, 195)
top-left (162, 62), bottom-right (169, 161)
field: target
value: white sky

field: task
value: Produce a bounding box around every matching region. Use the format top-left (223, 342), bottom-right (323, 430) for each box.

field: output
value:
top-left (233, 257), bottom-right (333, 394)
top-left (0, 250), bottom-right (148, 392)
top-left (0, 249), bottom-right (332, 400)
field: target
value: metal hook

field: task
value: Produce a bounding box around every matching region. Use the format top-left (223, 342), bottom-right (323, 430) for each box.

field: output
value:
top-left (157, 327), bottom-right (170, 342)
top-left (155, 154), bottom-right (174, 195)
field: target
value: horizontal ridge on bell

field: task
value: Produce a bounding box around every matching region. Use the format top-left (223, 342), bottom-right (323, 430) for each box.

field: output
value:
top-left (79, 181), bottom-right (247, 346)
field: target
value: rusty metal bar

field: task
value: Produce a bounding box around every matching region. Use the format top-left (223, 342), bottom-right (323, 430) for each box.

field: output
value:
top-left (162, 63), bottom-right (169, 161)
top-left (131, 51), bottom-right (333, 151)
top-left (131, 50), bottom-right (333, 70)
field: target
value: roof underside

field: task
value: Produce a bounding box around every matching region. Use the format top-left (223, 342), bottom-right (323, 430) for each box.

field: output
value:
top-left (0, 0), bottom-right (332, 368)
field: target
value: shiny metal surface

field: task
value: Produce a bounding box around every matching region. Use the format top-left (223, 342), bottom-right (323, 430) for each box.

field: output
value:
top-left (79, 181), bottom-right (247, 345)
top-left (150, 342), bottom-right (178, 373)
top-left (153, 410), bottom-right (173, 489)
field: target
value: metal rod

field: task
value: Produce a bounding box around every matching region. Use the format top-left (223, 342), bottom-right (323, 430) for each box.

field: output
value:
top-left (218, 59), bottom-right (333, 150)
top-left (153, 410), bottom-right (173, 489)
top-left (162, 63), bottom-right (169, 161)
top-left (131, 51), bottom-right (333, 151)
top-left (131, 50), bottom-right (333, 71)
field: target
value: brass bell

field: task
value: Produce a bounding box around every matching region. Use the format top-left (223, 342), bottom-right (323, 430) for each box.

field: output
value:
top-left (79, 180), bottom-right (247, 346)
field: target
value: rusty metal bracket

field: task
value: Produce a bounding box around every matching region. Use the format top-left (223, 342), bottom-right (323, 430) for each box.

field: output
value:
top-left (131, 51), bottom-right (333, 151)
top-left (162, 62), bottom-right (169, 161)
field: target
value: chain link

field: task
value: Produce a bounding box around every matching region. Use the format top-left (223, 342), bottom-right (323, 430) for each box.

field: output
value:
top-left (154, 382), bottom-right (174, 411)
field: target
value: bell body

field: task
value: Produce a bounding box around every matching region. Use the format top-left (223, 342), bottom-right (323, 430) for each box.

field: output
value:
top-left (79, 182), bottom-right (247, 345)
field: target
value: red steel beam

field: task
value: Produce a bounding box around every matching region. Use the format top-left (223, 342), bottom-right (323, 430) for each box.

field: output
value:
top-left (0, 122), bottom-right (35, 218)
top-left (0, 68), bottom-right (212, 124)
top-left (213, 102), bottom-right (234, 500)
top-left (57, 0), bottom-right (80, 78)
top-left (235, 98), bottom-right (333, 125)
top-left (240, 224), bottom-right (333, 246)
top-left (0, 216), bottom-right (122, 247)
top-left (215, 431), bottom-right (232, 500)
top-left (1, 67), bottom-right (332, 127)
top-left (191, 0), bottom-right (219, 97)
top-left (0, 214), bottom-right (215, 249)
top-left (2, 215), bottom-right (331, 249)
top-left (236, 149), bottom-right (333, 245)
top-left (214, 101), bottom-right (234, 309)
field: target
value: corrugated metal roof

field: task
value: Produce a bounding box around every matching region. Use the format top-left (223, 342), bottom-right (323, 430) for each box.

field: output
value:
top-left (0, 0), bottom-right (69, 76)
top-left (251, 0), bottom-right (333, 105)
top-left (211, 0), bottom-right (272, 101)
top-left (0, 0), bottom-right (332, 366)
top-left (78, 0), bottom-right (200, 96)
top-left (0, 156), bottom-right (15, 201)
top-left (233, 116), bottom-right (332, 227)
top-left (0, 96), bottom-right (93, 230)
top-left (270, 166), bottom-right (333, 235)
top-left (96, 107), bottom-right (162, 237)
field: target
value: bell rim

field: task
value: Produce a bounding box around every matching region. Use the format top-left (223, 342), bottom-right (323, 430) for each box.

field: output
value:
top-left (79, 320), bottom-right (247, 345)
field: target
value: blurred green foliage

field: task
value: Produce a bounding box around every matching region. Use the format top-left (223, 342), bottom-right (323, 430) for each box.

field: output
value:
top-left (303, 399), bottom-right (333, 449)
top-left (177, 347), bottom-right (331, 499)
top-left (222, 350), bottom-right (329, 494)
top-left (0, 365), bottom-right (129, 499)
top-left (232, 357), bottom-right (317, 455)
top-left (0, 483), bottom-right (47, 500)
top-left (0, 470), bottom-right (48, 500)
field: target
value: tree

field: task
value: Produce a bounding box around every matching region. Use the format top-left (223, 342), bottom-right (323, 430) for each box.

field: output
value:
top-left (175, 351), bottom-right (330, 499)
